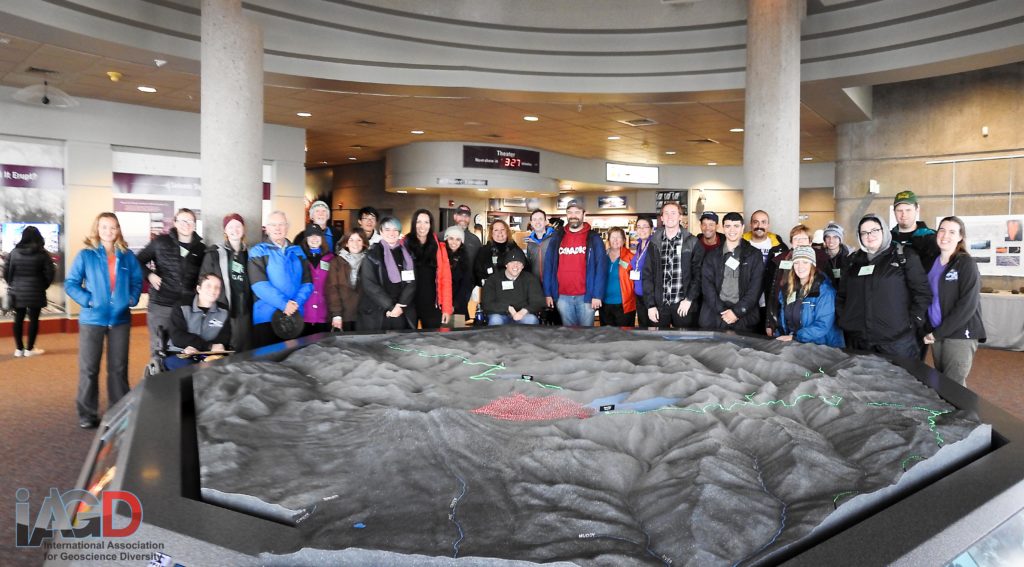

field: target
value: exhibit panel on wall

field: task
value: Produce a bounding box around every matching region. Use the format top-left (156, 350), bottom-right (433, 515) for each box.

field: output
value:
top-left (0, 136), bottom-right (67, 316)
top-left (945, 214), bottom-right (1024, 277)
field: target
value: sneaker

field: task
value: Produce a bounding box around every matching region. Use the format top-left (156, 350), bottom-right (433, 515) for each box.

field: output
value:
top-left (23, 349), bottom-right (45, 357)
top-left (13, 349), bottom-right (23, 358)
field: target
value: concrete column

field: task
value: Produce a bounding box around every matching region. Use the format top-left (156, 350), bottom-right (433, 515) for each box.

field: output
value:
top-left (64, 141), bottom-right (114, 317)
top-left (201, 0), bottom-right (264, 245)
top-left (743, 0), bottom-right (804, 236)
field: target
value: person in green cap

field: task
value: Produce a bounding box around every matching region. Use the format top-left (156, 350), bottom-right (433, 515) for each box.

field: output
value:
top-left (891, 190), bottom-right (939, 270)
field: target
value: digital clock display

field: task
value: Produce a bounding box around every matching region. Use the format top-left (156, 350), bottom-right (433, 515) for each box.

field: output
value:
top-left (464, 146), bottom-right (540, 173)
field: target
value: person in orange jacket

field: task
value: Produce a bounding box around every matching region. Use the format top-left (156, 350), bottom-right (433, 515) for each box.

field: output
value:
top-left (600, 227), bottom-right (636, 327)
top-left (405, 209), bottom-right (453, 329)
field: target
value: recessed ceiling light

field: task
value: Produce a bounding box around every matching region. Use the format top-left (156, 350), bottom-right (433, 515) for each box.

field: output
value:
top-left (607, 136), bottom-right (621, 140)
top-left (477, 188), bottom-right (488, 192)
top-left (665, 151), bottom-right (677, 155)
top-left (106, 71), bottom-right (122, 82)
top-left (415, 187), bottom-right (426, 191)
top-left (137, 86), bottom-right (157, 93)
top-left (730, 128), bottom-right (744, 133)
top-left (523, 116), bottom-right (539, 122)
top-left (348, 157), bottom-right (357, 161)
top-left (802, 157), bottom-right (813, 161)
top-left (464, 121), bottom-right (481, 126)
top-left (541, 194), bottom-right (551, 196)
top-left (707, 162), bottom-right (718, 166)
top-left (411, 130), bottom-right (425, 135)
top-left (296, 112), bottom-right (312, 117)
top-left (396, 190), bottom-right (408, 194)
top-left (525, 190), bottom-right (535, 193)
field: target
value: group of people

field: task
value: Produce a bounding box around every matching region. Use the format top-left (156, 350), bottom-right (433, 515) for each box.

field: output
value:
top-left (4, 189), bottom-right (987, 430)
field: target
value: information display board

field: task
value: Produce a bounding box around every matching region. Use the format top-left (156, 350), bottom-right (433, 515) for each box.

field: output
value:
top-left (463, 145), bottom-right (540, 173)
top-left (942, 214), bottom-right (1024, 277)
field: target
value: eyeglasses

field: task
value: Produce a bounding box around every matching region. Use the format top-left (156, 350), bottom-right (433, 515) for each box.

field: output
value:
top-left (859, 228), bottom-right (882, 237)
top-left (175, 218), bottom-right (195, 226)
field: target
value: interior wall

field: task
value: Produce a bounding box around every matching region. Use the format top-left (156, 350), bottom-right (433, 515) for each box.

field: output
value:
top-left (836, 62), bottom-right (1024, 288)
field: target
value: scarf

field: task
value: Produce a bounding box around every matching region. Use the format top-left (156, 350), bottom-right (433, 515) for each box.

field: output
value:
top-left (383, 240), bottom-right (414, 284)
top-left (339, 250), bottom-right (365, 286)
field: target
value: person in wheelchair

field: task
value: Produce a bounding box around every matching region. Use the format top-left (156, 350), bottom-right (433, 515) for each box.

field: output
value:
top-left (164, 272), bottom-right (232, 371)
top-left (481, 248), bottom-right (544, 326)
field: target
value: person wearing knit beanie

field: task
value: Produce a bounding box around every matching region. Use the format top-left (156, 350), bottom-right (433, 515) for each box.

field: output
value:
top-left (822, 221), bottom-right (851, 284)
top-left (300, 200), bottom-right (335, 252)
top-left (790, 245), bottom-right (817, 266)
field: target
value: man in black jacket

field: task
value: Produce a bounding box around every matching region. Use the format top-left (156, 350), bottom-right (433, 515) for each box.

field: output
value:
top-left (699, 212), bottom-right (765, 332)
top-left (891, 190), bottom-right (939, 271)
top-left (641, 201), bottom-right (703, 329)
top-left (482, 248), bottom-right (544, 325)
top-left (137, 208), bottom-right (206, 353)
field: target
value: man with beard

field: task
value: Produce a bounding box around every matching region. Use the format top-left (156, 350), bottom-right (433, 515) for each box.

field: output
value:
top-left (743, 209), bottom-right (788, 330)
top-left (891, 190), bottom-right (939, 271)
top-left (641, 201), bottom-right (704, 329)
top-left (543, 201), bottom-right (608, 327)
top-left (451, 204), bottom-right (482, 269)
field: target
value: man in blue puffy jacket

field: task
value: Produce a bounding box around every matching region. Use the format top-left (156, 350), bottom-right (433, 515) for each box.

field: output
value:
top-left (248, 211), bottom-right (313, 347)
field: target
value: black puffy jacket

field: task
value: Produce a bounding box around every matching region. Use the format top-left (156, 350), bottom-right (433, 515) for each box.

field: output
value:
top-left (136, 229), bottom-right (205, 307)
top-left (4, 246), bottom-right (55, 308)
top-left (698, 239), bottom-right (765, 331)
top-left (837, 244), bottom-right (931, 342)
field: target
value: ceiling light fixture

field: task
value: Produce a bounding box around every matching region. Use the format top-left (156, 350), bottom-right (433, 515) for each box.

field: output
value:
top-left (802, 157), bottom-right (813, 161)
top-left (477, 188), bottom-right (488, 192)
top-left (137, 86), bottom-right (157, 93)
top-left (665, 151), bottom-right (677, 155)
top-left (106, 71), bottom-right (122, 82)
top-left (730, 128), bottom-right (744, 133)
top-left (296, 112), bottom-right (312, 117)
top-left (410, 130), bottom-right (425, 135)
top-left (396, 190), bottom-right (408, 194)
top-left (607, 136), bottom-right (620, 141)
top-left (415, 187), bottom-right (426, 191)
top-left (319, 161), bottom-right (328, 164)
top-left (707, 162), bottom-right (718, 166)
top-left (348, 157), bottom-right (357, 160)
top-left (523, 116), bottom-right (539, 122)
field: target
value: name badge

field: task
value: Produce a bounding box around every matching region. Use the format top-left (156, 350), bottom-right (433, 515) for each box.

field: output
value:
top-left (857, 265), bottom-right (875, 276)
top-left (725, 256), bottom-right (740, 270)
top-left (231, 260), bottom-right (244, 273)
top-left (779, 260), bottom-right (793, 270)
top-left (786, 291), bottom-right (797, 305)
top-left (179, 247), bottom-right (189, 258)
top-left (629, 270), bottom-right (641, 281)
top-left (319, 260), bottom-right (330, 271)
top-left (832, 268), bottom-right (841, 279)
top-left (501, 280), bottom-right (515, 290)
top-left (401, 269), bottom-right (415, 282)
top-left (487, 267), bottom-right (494, 274)
top-left (619, 260), bottom-right (630, 269)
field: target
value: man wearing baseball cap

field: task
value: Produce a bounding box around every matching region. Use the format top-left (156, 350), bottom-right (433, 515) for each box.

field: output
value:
top-left (697, 211), bottom-right (725, 252)
top-left (891, 190), bottom-right (939, 271)
top-left (450, 204), bottom-right (481, 270)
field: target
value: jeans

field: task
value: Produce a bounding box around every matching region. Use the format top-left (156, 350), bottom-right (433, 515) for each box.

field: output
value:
top-left (77, 323), bottom-right (131, 420)
top-left (13, 306), bottom-right (42, 351)
top-left (556, 295), bottom-right (595, 327)
top-left (146, 302), bottom-right (174, 354)
top-left (487, 313), bottom-right (540, 326)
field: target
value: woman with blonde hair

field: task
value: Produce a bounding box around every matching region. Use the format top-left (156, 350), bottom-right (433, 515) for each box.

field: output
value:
top-left (66, 213), bottom-right (144, 429)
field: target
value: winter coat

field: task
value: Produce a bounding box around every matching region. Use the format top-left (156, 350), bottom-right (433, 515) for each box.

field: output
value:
top-left (925, 253), bottom-right (986, 342)
top-left (4, 246), bottom-right (55, 308)
top-left (698, 240), bottom-right (765, 331)
top-left (302, 251), bottom-right (334, 324)
top-left (837, 243), bottom-right (931, 342)
top-left (200, 242), bottom-right (252, 315)
top-left (606, 247), bottom-right (637, 313)
top-left (408, 233), bottom-right (453, 315)
top-left (66, 245), bottom-right (143, 327)
top-left (447, 246), bottom-right (473, 317)
top-left (640, 227), bottom-right (703, 309)
top-left (474, 240), bottom-right (523, 288)
top-left (892, 221), bottom-right (939, 275)
top-left (168, 297), bottom-right (232, 352)
top-left (825, 245), bottom-right (851, 285)
top-left (542, 227), bottom-right (609, 303)
top-left (525, 227), bottom-right (556, 278)
top-left (482, 271), bottom-right (545, 316)
top-left (358, 242), bottom-right (418, 330)
top-left (136, 229), bottom-right (205, 307)
top-left (775, 272), bottom-right (845, 347)
top-left (327, 253), bottom-right (364, 324)
top-left (248, 239), bottom-right (313, 325)
top-left (764, 247), bottom-right (830, 331)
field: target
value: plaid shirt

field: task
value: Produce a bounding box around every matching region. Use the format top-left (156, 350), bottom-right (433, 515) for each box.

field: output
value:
top-left (659, 230), bottom-right (685, 305)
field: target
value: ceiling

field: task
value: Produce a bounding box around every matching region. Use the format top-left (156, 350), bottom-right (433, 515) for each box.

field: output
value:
top-left (0, 33), bottom-right (837, 169)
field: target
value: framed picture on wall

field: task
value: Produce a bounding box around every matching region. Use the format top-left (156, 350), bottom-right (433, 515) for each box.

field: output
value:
top-left (597, 195), bottom-right (627, 209)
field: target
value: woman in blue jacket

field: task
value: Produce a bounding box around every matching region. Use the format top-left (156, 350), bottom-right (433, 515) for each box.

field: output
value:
top-left (66, 213), bottom-right (143, 429)
top-left (774, 246), bottom-right (844, 347)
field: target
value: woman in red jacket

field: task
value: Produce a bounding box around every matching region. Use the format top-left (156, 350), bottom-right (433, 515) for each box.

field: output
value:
top-left (600, 227), bottom-right (636, 327)
top-left (405, 209), bottom-right (452, 329)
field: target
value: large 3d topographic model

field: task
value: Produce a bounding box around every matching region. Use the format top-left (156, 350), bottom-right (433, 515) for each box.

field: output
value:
top-left (192, 327), bottom-right (989, 566)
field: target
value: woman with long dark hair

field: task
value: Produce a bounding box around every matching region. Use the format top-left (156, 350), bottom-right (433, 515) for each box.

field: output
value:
top-left (4, 226), bottom-right (55, 357)
top-left (474, 219), bottom-right (522, 287)
top-left (65, 213), bottom-right (143, 428)
top-left (922, 216), bottom-right (986, 386)
top-left (404, 209), bottom-right (452, 329)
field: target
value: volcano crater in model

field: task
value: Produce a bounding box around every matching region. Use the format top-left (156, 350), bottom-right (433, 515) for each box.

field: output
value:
top-left (191, 327), bottom-right (987, 566)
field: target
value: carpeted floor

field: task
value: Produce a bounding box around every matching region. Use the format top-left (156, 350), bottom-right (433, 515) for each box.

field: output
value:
top-left (0, 330), bottom-right (1021, 566)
